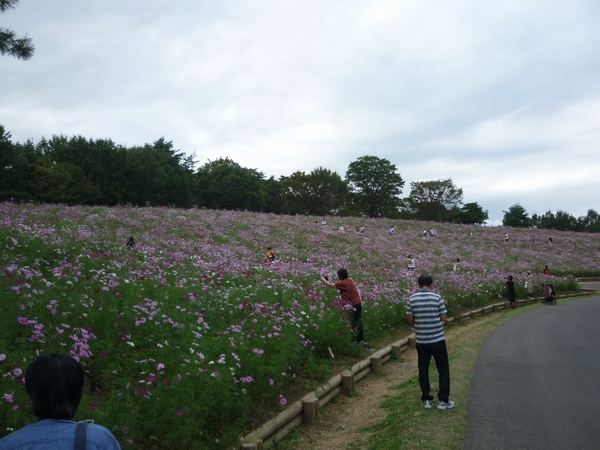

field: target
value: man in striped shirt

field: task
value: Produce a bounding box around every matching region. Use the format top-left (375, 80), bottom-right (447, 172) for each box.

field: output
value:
top-left (406, 274), bottom-right (455, 410)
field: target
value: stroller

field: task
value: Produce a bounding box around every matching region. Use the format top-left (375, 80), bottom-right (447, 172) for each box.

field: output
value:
top-left (542, 284), bottom-right (556, 305)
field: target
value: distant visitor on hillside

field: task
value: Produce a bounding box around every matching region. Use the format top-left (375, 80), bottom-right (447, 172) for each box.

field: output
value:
top-left (339, 226), bottom-right (345, 233)
top-left (407, 254), bottom-right (416, 271)
top-left (453, 258), bottom-right (461, 272)
top-left (360, 226), bottom-right (365, 233)
top-left (423, 228), bottom-right (427, 238)
top-left (543, 265), bottom-right (550, 275)
top-left (320, 269), bottom-right (364, 344)
top-left (504, 233), bottom-right (508, 243)
top-left (506, 275), bottom-right (517, 309)
top-left (126, 236), bottom-right (135, 248)
top-left (389, 226), bottom-right (396, 235)
top-left (266, 246), bottom-right (276, 263)
top-left (548, 236), bottom-right (553, 244)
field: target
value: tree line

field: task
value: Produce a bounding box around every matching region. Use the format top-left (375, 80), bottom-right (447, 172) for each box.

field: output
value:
top-left (502, 203), bottom-right (600, 233)
top-left (1, 125), bottom-right (598, 231)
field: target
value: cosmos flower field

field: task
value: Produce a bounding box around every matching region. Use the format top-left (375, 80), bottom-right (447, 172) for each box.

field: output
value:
top-left (0, 203), bottom-right (597, 448)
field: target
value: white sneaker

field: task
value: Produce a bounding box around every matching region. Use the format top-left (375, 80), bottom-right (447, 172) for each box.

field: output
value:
top-left (437, 400), bottom-right (455, 410)
top-left (424, 400), bottom-right (433, 409)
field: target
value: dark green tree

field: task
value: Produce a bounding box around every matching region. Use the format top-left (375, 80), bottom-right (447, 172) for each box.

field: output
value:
top-left (38, 135), bottom-right (128, 204)
top-left (454, 202), bottom-right (489, 225)
top-left (262, 176), bottom-right (284, 214)
top-left (2, 138), bottom-right (40, 201)
top-left (532, 210), bottom-right (578, 231)
top-left (0, 125), bottom-right (16, 198)
top-left (502, 203), bottom-right (532, 228)
top-left (404, 179), bottom-right (463, 221)
top-left (578, 209), bottom-right (600, 233)
top-left (195, 158), bottom-right (265, 211)
top-left (280, 167), bottom-right (347, 216)
top-left (345, 156), bottom-right (404, 218)
top-left (1, 0), bottom-right (34, 60)
top-left (120, 138), bottom-right (195, 207)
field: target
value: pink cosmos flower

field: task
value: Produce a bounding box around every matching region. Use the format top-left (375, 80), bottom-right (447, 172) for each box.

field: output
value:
top-left (175, 409), bottom-right (184, 416)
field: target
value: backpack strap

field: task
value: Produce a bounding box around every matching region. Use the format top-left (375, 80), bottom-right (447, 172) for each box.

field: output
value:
top-left (74, 420), bottom-right (89, 450)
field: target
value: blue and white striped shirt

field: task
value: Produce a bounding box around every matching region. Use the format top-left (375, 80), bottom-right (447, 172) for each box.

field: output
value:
top-left (406, 288), bottom-right (447, 344)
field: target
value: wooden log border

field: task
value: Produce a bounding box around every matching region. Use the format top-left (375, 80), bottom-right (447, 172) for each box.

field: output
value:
top-left (238, 294), bottom-right (583, 449)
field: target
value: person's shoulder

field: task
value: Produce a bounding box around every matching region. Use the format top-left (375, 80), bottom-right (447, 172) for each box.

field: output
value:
top-left (0, 420), bottom-right (76, 448)
top-left (87, 423), bottom-right (121, 449)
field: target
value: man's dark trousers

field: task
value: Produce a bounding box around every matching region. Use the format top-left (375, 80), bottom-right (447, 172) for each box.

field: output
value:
top-left (351, 303), bottom-right (364, 342)
top-left (416, 340), bottom-right (450, 402)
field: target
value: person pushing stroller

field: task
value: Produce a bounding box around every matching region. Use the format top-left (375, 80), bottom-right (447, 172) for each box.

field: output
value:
top-left (542, 284), bottom-right (556, 304)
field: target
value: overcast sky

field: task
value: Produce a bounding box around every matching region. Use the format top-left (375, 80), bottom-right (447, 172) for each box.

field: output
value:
top-left (2, 0), bottom-right (600, 224)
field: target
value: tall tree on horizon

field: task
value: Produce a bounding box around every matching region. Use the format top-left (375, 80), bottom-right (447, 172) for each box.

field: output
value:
top-left (502, 203), bottom-right (532, 228)
top-left (454, 202), bottom-right (489, 225)
top-left (0, 0), bottom-right (34, 60)
top-left (345, 156), bottom-right (404, 218)
top-left (404, 179), bottom-right (464, 221)
top-left (280, 167), bottom-right (347, 216)
top-left (195, 158), bottom-right (266, 211)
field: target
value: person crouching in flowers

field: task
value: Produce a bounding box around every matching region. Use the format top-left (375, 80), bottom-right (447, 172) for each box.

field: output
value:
top-left (320, 268), bottom-right (364, 343)
top-left (266, 246), bottom-right (276, 263)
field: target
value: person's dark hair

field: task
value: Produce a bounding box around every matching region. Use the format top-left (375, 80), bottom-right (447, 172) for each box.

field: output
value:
top-left (337, 268), bottom-right (348, 280)
top-left (25, 353), bottom-right (84, 420)
top-left (508, 275), bottom-right (514, 280)
top-left (417, 274), bottom-right (433, 287)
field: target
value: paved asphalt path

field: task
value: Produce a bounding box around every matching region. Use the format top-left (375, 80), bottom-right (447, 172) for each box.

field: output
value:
top-left (464, 295), bottom-right (600, 450)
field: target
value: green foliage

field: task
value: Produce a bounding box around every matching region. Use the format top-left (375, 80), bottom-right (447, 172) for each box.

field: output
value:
top-left (124, 138), bottom-right (195, 207)
top-left (454, 202), bottom-right (489, 225)
top-left (0, 129), bottom-right (196, 207)
top-left (345, 156), bottom-right (405, 218)
top-left (578, 209), bottom-right (600, 233)
top-left (280, 167), bottom-right (348, 216)
top-left (502, 203), bottom-right (532, 228)
top-left (0, 0), bottom-right (34, 60)
top-left (532, 209), bottom-right (600, 233)
top-left (532, 210), bottom-right (578, 231)
top-left (263, 176), bottom-right (284, 214)
top-left (404, 179), bottom-right (464, 221)
top-left (195, 158), bottom-right (266, 211)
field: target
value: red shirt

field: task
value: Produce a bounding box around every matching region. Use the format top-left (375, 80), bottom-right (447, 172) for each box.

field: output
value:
top-left (334, 278), bottom-right (361, 305)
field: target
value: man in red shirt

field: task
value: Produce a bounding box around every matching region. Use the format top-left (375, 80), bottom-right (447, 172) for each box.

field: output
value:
top-left (321, 268), bottom-right (364, 343)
